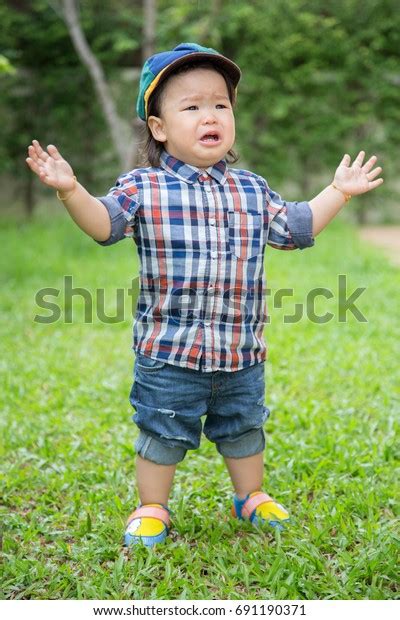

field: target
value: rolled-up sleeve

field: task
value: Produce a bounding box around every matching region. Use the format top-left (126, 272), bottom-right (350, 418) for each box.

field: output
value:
top-left (94, 174), bottom-right (141, 246)
top-left (266, 185), bottom-right (315, 251)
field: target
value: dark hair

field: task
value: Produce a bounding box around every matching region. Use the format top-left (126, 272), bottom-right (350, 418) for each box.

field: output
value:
top-left (139, 60), bottom-right (239, 167)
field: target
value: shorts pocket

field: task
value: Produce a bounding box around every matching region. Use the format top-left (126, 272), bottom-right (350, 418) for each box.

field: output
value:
top-left (228, 209), bottom-right (263, 260)
top-left (129, 382), bottom-right (201, 450)
top-left (135, 352), bottom-right (166, 372)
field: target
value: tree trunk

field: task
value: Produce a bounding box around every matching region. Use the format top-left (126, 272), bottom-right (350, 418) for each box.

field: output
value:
top-left (61, 0), bottom-right (130, 169)
top-left (59, 0), bottom-right (158, 172)
top-left (143, 0), bottom-right (156, 61)
top-left (126, 0), bottom-right (157, 170)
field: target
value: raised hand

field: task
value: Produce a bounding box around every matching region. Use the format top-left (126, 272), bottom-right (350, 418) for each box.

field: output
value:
top-left (26, 140), bottom-right (76, 192)
top-left (333, 151), bottom-right (383, 197)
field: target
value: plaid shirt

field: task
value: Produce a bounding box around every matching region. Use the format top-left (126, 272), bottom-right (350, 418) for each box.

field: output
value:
top-left (97, 149), bottom-right (314, 372)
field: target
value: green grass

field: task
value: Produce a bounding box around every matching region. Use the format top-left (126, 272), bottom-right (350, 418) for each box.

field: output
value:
top-left (1, 206), bottom-right (399, 599)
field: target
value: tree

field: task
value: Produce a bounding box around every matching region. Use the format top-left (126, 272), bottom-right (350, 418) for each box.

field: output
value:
top-left (0, 0), bottom-right (146, 215)
top-left (1, 0), bottom-right (399, 221)
top-left (60, 0), bottom-right (133, 168)
top-left (157, 0), bottom-right (400, 223)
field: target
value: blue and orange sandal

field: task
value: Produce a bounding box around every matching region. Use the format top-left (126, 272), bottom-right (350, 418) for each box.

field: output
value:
top-left (124, 503), bottom-right (171, 547)
top-left (231, 491), bottom-right (290, 531)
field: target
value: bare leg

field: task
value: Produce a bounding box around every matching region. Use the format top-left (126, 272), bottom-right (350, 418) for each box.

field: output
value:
top-left (223, 452), bottom-right (264, 499)
top-left (136, 455), bottom-right (177, 505)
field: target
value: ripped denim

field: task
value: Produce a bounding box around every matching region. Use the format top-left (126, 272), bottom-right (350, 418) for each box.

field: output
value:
top-left (129, 352), bottom-right (270, 465)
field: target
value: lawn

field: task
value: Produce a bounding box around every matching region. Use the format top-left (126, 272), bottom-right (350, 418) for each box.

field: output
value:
top-left (0, 206), bottom-right (399, 599)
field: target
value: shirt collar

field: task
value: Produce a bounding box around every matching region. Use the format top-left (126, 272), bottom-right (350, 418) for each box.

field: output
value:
top-left (159, 149), bottom-right (228, 185)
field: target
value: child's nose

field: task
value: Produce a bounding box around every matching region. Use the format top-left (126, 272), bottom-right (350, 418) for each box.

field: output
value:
top-left (202, 112), bottom-right (217, 124)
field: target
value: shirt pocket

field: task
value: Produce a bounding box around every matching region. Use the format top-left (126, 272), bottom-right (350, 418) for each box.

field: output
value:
top-left (227, 209), bottom-right (263, 260)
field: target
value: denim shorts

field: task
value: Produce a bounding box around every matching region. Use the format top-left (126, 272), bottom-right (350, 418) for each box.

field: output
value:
top-left (129, 352), bottom-right (270, 465)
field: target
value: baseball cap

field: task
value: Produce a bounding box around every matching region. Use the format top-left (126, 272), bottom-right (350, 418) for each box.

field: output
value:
top-left (136, 42), bottom-right (242, 121)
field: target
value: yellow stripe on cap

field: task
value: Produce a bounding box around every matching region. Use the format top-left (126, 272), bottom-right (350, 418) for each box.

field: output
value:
top-left (144, 58), bottom-right (240, 120)
top-left (144, 65), bottom-right (175, 120)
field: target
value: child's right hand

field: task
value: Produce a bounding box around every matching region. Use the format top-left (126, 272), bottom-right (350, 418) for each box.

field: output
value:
top-left (26, 140), bottom-right (76, 192)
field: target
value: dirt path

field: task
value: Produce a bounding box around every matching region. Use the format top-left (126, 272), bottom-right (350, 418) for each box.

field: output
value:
top-left (359, 226), bottom-right (400, 267)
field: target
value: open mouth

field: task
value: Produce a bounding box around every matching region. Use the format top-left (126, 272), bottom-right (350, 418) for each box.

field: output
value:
top-left (199, 132), bottom-right (221, 144)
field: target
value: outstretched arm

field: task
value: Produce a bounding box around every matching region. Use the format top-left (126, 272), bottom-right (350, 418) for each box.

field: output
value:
top-left (26, 140), bottom-right (111, 241)
top-left (309, 151), bottom-right (384, 236)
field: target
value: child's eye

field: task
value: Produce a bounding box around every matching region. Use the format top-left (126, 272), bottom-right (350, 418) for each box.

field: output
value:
top-left (184, 104), bottom-right (228, 111)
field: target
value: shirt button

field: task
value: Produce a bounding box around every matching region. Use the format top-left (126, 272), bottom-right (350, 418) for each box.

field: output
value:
top-left (210, 251), bottom-right (217, 259)
top-left (209, 218), bottom-right (216, 226)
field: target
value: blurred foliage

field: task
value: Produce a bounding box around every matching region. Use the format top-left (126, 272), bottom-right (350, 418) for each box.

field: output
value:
top-left (0, 0), bottom-right (142, 197)
top-left (0, 0), bottom-right (399, 220)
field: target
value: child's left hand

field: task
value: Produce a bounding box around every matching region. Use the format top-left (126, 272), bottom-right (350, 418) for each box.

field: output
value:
top-left (333, 151), bottom-right (384, 196)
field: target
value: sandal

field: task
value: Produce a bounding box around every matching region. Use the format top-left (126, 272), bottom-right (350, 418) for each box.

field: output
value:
top-left (124, 503), bottom-right (171, 547)
top-left (231, 491), bottom-right (290, 530)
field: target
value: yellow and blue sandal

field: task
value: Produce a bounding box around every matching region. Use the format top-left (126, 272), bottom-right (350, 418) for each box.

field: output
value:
top-left (124, 503), bottom-right (171, 547)
top-left (231, 491), bottom-right (290, 531)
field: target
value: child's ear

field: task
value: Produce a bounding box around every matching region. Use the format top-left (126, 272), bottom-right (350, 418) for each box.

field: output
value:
top-left (147, 116), bottom-right (167, 142)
